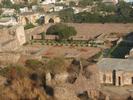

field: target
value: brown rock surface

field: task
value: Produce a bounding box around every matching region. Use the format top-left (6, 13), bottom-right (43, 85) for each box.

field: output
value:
top-left (0, 77), bottom-right (48, 100)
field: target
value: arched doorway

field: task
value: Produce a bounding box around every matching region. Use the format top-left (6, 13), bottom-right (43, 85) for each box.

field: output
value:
top-left (38, 16), bottom-right (45, 25)
top-left (25, 17), bottom-right (30, 24)
top-left (49, 18), bottom-right (54, 23)
top-left (131, 77), bottom-right (133, 84)
top-left (118, 76), bottom-right (121, 86)
top-left (112, 70), bottom-right (116, 85)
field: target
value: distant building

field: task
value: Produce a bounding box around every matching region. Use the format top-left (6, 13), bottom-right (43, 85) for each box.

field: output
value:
top-left (32, 5), bottom-right (38, 11)
top-left (54, 6), bottom-right (64, 12)
top-left (97, 58), bottom-right (133, 86)
top-left (20, 7), bottom-right (29, 13)
top-left (18, 12), bottom-right (40, 25)
top-left (10, 0), bottom-right (35, 4)
top-left (40, 0), bottom-right (56, 5)
top-left (103, 0), bottom-right (118, 4)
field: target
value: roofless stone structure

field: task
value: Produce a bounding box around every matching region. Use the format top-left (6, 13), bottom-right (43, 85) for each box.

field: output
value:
top-left (97, 58), bottom-right (133, 86)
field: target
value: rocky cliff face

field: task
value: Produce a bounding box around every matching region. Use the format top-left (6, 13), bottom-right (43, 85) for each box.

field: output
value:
top-left (0, 25), bottom-right (26, 52)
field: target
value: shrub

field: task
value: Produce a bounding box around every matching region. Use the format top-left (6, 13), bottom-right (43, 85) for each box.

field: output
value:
top-left (25, 59), bottom-right (44, 70)
top-left (46, 23), bottom-right (77, 40)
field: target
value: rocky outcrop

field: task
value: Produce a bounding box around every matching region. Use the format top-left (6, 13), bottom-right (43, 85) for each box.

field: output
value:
top-left (0, 25), bottom-right (26, 52)
top-left (54, 86), bottom-right (80, 100)
top-left (0, 52), bottom-right (21, 63)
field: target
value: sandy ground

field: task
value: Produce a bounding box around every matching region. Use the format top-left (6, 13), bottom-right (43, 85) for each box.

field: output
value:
top-left (26, 23), bottom-right (133, 41)
top-left (101, 85), bottom-right (133, 99)
top-left (41, 45), bottom-right (101, 59)
top-left (66, 23), bottom-right (133, 35)
top-left (43, 23), bottom-right (133, 36)
top-left (22, 45), bottom-right (101, 59)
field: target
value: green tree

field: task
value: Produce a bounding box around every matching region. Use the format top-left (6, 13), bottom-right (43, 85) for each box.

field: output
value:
top-left (2, 0), bottom-right (13, 8)
top-left (117, 1), bottom-right (132, 18)
top-left (69, 1), bottom-right (76, 7)
top-left (78, 0), bottom-right (94, 7)
top-left (97, 3), bottom-right (116, 12)
top-left (24, 23), bottom-right (35, 30)
top-left (46, 23), bottom-right (77, 40)
top-left (58, 8), bottom-right (74, 22)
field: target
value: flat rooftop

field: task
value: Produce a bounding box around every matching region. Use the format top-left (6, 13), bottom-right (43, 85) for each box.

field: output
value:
top-left (97, 58), bottom-right (133, 71)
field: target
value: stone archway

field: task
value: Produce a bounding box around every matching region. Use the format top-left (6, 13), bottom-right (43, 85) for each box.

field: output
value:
top-left (25, 17), bottom-right (30, 24)
top-left (118, 76), bottom-right (121, 86)
top-left (49, 18), bottom-right (54, 23)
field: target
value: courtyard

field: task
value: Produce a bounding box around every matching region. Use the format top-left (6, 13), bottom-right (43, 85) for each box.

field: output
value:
top-left (22, 44), bottom-right (101, 59)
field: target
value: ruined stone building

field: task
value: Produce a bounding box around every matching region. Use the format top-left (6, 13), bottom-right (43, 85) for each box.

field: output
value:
top-left (0, 25), bottom-right (26, 52)
top-left (44, 14), bottom-right (61, 24)
top-left (97, 58), bottom-right (133, 86)
top-left (18, 12), bottom-right (40, 25)
top-left (18, 12), bottom-right (60, 25)
top-left (0, 25), bottom-right (26, 63)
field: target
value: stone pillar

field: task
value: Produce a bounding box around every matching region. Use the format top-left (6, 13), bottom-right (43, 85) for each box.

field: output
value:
top-left (46, 72), bottom-right (51, 85)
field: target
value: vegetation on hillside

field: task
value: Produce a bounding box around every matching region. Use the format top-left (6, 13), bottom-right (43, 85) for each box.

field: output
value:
top-left (46, 57), bottom-right (67, 74)
top-left (58, 1), bottom-right (133, 23)
top-left (0, 57), bottom-right (68, 99)
top-left (46, 23), bottom-right (77, 39)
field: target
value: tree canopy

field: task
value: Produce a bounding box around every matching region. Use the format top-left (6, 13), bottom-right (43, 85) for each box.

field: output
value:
top-left (46, 23), bottom-right (77, 39)
top-left (78, 0), bottom-right (94, 7)
top-left (57, 0), bottom-right (133, 23)
top-left (58, 8), bottom-right (74, 22)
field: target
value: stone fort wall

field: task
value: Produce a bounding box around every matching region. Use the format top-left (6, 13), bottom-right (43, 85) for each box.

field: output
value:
top-left (0, 25), bottom-right (26, 52)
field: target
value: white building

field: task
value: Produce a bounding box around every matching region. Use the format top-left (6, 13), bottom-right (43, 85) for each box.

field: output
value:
top-left (40, 0), bottom-right (56, 4)
top-left (72, 7), bottom-right (80, 14)
top-left (20, 7), bottom-right (29, 13)
top-left (54, 6), bottom-right (64, 11)
top-left (103, 0), bottom-right (119, 4)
